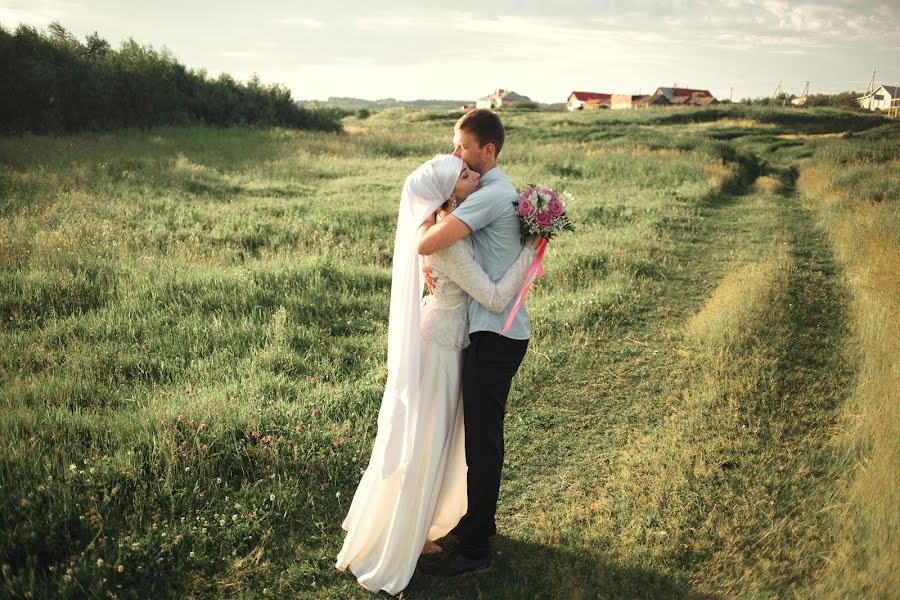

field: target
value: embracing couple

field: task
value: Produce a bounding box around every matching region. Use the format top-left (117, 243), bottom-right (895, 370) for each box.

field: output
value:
top-left (335, 109), bottom-right (540, 595)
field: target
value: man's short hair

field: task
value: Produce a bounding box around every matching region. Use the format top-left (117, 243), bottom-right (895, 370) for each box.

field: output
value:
top-left (455, 109), bottom-right (505, 156)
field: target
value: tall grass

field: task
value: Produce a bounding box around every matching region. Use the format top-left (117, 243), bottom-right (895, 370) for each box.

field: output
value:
top-left (797, 123), bottom-right (900, 597)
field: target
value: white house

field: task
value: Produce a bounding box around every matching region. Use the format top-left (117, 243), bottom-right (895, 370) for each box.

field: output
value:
top-left (858, 85), bottom-right (899, 111)
top-left (475, 89), bottom-right (532, 109)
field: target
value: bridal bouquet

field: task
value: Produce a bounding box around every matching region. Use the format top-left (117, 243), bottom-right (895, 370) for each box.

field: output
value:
top-left (513, 185), bottom-right (575, 240)
top-left (502, 185), bottom-right (574, 334)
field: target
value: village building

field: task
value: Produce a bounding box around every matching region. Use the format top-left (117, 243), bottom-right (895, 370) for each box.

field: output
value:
top-left (475, 89), bottom-right (532, 109)
top-left (654, 87), bottom-right (715, 102)
top-left (611, 94), bottom-right (670, 110)
top-left (858, 85), bottom-right (900, 111)
top-left (567, 91), bottom-right (612, 111)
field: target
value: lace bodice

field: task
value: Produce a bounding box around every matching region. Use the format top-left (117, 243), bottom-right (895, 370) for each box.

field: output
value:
top-left (421, 238), bottom-right (536, 350)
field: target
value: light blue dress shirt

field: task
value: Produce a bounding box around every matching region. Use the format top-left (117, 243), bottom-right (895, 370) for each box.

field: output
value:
top-left (451, 166), bottom-right (531, 340)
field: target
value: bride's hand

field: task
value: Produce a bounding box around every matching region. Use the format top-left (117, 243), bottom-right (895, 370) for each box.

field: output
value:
top-left (527, 236), bottom-right (544, 249)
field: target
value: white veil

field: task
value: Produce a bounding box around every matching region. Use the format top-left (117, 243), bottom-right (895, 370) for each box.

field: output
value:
top-left (377, 153), bottom-right (463, 479)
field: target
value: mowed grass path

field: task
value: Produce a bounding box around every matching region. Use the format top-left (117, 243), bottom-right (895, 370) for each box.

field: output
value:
top-left (1, 108), bottom-right (895, 598)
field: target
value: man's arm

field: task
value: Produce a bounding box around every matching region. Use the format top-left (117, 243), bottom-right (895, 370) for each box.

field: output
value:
top-left (416, 214), bottom-right (471, 256)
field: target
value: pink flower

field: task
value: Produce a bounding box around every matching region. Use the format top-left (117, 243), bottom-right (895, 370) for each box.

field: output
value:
top-left (517, 200), bottom-right (534, 217)
top-left (548, 199), bottom-right (563, 217)
top-left (535, 210), bottom-right (552, 228)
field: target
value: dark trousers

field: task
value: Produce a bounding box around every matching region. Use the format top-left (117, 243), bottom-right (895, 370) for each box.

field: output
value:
top-left (453, 331), bottom-right (529, 559)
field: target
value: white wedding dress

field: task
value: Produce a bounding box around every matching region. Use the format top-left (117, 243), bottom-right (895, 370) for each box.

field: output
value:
top-left (336, 236), bottom-right (535, 595)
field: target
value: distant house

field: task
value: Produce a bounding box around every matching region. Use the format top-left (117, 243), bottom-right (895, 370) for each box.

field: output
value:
top-left (652, 87), bottom-right (717, 106)
top-left (858, 85), bottom-right (899, 111)
top-left (567, 91), bottom-right (612, 111)
top-left (475, 89), bottom-right (532, 109)
top-left (654, 87), bottom-right (714, 101)
top-left (611, 94), bottom-right (670, 110)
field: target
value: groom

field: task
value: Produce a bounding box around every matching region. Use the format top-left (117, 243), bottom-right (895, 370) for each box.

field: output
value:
top-left (417, 109), bottom-right (530, 576)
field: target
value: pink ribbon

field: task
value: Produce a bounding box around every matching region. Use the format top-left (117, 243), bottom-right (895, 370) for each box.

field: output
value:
top-left (501, 238), bottom-right (548, 334)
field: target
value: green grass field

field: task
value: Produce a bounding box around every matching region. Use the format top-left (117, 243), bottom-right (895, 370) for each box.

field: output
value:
top-left (1, 106), bottom-right (897, 599)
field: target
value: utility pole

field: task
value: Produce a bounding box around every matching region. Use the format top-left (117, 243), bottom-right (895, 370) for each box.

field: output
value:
top-left (772, 81), bottom-right (783, 105)
top-left (858, 69), bottom-right (877, 110)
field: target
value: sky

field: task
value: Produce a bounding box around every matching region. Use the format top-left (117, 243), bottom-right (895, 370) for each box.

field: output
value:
top-left (2, 0), bottom-right (899, 104)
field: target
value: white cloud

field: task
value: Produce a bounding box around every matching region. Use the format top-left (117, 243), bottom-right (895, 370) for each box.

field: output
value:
top-left (355, 13), bottom-right (436, 31)
top-left (276, 16), bottom-right (325, 29)
top-left (0, 0), bottom-right (80, 28)
top-left (223, 50), bottom-right (262, 58)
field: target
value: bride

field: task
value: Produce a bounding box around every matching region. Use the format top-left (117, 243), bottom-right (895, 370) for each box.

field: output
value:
top-left (335, 154), bottom-right (536, 595)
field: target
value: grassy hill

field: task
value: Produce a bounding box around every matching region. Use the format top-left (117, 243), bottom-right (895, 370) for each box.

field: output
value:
top-left (1, 106), bottom-right (897, 598)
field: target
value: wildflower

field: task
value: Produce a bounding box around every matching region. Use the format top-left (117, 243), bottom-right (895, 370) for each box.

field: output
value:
top-left (117, 565), bottom-right (124, 573)
top-left (20, 498), bottom-right (29, 508)
top-left (189, 551), bottom-right (195, 558)
top-left (199, 423), bottom-right (207, 431)
top-left (216, 477), bottom-right (222, 484)
top-left (69, 464), bottom-right (77, 473)
top-left (269, 494), bottom-right (275, 502)
top-left (177, 415), bottom-right (183, 422)
top-left (336, 491), bottom-right (341, 498)
top-left (96, 559), bottom-right (105, 568)
top-left (131, 543), bottom-right (140, 551)
top-left (219, 519), bottom-right (225, 527)
top-left (231, 514), bottom-right (238, 522)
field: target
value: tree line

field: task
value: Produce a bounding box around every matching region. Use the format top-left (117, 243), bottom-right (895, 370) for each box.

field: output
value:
top-left (0, 22), bottom-right (345, 134)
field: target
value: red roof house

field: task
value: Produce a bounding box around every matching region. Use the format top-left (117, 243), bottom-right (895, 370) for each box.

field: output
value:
top-left (567, 91), bottom-right (613, 111)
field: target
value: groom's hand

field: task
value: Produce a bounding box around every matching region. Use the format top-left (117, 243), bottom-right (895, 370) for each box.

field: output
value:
top-left (423, 265), bottom-right (436, 294)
